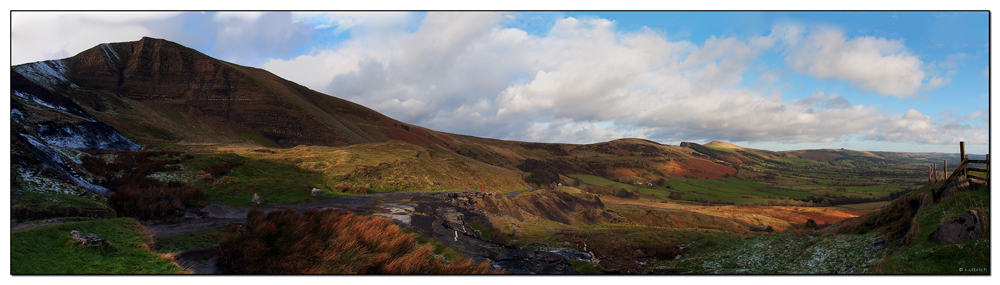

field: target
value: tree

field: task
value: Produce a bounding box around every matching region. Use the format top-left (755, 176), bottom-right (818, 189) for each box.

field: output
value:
top-left (669, 192), bottom-right (684, 200)
top-left (805, 219), bottom-right (818, 229)
top-left (820, 198), bottom-right (832, 207)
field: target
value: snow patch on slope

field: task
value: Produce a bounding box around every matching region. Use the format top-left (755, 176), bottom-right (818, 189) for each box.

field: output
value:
top-left (36, 122), bottom-right (141, 151)
top-left (18, 132), bottom-right (110, 196)
top-left (11, 108), bottom-right (25, 123)
top-left (12, 60), bottom-right (77, 92)
top-left (100, 43), bottom-right (122, 68)
top-left (12, 90), bottom-right (91, 120)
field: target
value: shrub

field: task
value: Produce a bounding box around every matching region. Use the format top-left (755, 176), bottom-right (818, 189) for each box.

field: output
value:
top-left (82, 151), bottom-right (201, 219)
top-left (333, 183), bottom-right (369, 194)
top-left (200, 161), bottom-right (246, 183)
top-left (517, 159), bottom-right (565, 186)
top-left (218, 208), bottom-right (492, 274)
top-left (805, 219), bottom-right (818, 229)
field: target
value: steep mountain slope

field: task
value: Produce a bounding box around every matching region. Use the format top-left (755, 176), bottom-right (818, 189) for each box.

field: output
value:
top-left (57, 37), bottom-right (463, 149)
top-left (11, 37), bottom-right (745, 197)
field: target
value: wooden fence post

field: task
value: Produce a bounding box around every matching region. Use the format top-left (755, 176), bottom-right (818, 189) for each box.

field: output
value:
top-left (959, 141), bottom-right (966, 182)
top-left (943, 160), bottom-right (947, 181)
top-left (932, 163), bottom-right (938, 183)
top-left (960, 142), bottom-right (966, 163)
top-left (964, 155), bottom-right (969, 180)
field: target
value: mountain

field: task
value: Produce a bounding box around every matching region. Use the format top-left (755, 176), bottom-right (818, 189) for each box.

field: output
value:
top-left (12, 37), bottom-right (749, 195)
top-left (12, 37), bottom-right (933, 198)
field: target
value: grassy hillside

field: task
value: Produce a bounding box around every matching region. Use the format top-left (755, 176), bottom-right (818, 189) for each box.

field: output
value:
top-left (648, 183), bottom-right (989, 274)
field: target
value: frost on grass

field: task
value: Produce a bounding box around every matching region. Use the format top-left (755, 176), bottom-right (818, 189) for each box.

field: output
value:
top-left (51, 145), bottom-right (86, 164)
top-left (662, 234), bottom-right (808, 274)
top-left (779, 232), bottom-right (886, 274)
top-left (15, 169), bottom-right (90, 196)
top-left (101, 154), bottom-right (119, 164)
top-left (12, 60), bottom-right (76, 92)
top-left (146, 172), bottom-right (193, 184)
top-left (17, 132), bottom-right (109, 196)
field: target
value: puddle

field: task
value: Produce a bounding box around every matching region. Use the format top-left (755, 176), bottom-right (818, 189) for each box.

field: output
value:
top-left (374, 203), bottom-right (414, 226)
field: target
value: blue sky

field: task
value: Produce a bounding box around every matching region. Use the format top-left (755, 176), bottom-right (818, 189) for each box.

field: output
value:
top-left (10, 11), bottom-right (991, 154)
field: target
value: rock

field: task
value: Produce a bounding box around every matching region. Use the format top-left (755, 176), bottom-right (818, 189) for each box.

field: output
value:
top-left (311, 188), bottom-right (325, 197)
top-left (252, 193), bottom-right (264, 205)
top-left (70, 230), bottom-right (106, 245)
top-left (12, 189), bottom-right (24, 197)
top-left (930, 210), bottom-right (983, 245)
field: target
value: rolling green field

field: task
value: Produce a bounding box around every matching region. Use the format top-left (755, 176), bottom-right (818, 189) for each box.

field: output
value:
top-left (567, 144), bottom-right (934, 209)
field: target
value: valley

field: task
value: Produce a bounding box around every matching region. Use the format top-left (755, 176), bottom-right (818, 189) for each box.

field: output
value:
top-left (10, 37), bottom-right (989, 275)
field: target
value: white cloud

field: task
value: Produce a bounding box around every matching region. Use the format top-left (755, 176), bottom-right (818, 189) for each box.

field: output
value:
top-left (11, 12), bottom-right (180, 65)
top-left (213, 12), bottom-right (267, 23)
top-left (864, 109), bottom-right (989, 145)
top-left (12, 12), bottom-right (315, 67)
top-left (785, 28), bottom-right (936, 98)
top-left (263, 14), bottom-right (982, 146)
top-left (15, 12), bottom-right (982, 150)
top-left (269, 14), bottom-right (911, 145)
top-left (293, 12), bottom-right (418, 34)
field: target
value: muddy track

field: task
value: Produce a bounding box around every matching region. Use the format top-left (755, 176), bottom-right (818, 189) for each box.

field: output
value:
top-left (154, 190), bottom-right (580, 274)
top-left (503, 188), bottom-right (543, 198)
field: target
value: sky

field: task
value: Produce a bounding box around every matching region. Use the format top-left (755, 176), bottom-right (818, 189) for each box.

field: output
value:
top-left (9, 10), bottom-right (993, 154)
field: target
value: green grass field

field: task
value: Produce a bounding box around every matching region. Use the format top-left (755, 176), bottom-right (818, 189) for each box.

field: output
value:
top-left (11, 218), bottom-right (183, 274)
top-left (12, 189), bottom-right (115, 220)
top-left (878, 185), bottom-right (990, 274)
top-left (153, 227), bottom-right (228, 254)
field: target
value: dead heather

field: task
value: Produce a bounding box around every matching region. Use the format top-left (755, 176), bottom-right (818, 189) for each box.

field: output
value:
top-left (218, 208), bottom-right (493, 274)
top-left (81, 150), bottom-right (203, 219)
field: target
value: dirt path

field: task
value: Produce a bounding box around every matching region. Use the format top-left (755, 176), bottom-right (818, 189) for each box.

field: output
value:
top-left (503, 188), bottom-right (542, 198)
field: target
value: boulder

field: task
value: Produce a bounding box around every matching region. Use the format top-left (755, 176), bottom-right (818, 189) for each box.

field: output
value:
top-left (70, 230), bottom-right (106, 245)
top-left (252, 193), bottom-right (264, 205)
top-left (930, 210), bottom-right (983, 245)
top-left (311, 188), bottom-right (325, 197)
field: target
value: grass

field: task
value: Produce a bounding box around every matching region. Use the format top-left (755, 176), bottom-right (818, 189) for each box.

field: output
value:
top-left (878, 184), bottom-right (990, 274)
top-left (653, 232), bottom-right (808, 274)
top-left (12, 190), bottom-right (114, 221)
top-left (11, 218), bottom-right (183, 274)
top-left (651, 183), bottom-right (990, 274)
top-left (183, 152), bottom-right (345, 207)
top-left (153, 228), bottom-right (228, 253)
